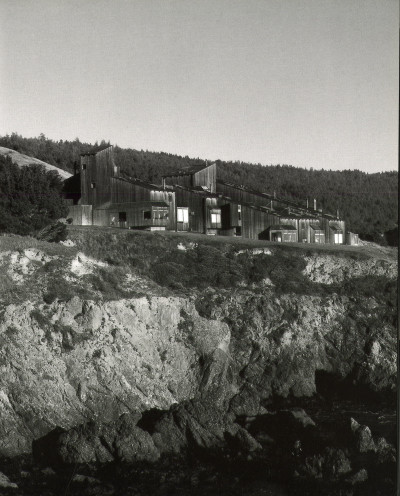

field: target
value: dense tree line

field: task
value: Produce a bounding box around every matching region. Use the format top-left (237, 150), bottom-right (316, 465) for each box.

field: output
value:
top-left (0, 133), bottom-right (397, 241)
top-left (0, 154), bottom-right (68, 235)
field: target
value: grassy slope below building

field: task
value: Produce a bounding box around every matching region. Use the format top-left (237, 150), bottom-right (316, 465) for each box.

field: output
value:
top-left (67, 226), bottom-right (397, 297)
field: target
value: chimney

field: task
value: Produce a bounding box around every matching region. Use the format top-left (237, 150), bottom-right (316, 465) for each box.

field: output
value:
top-left (314, 199), bottom-right (317, 210)
top-left (336, 209), bottom-right (339, 219)
top-left (162, 177), bottom-right (166, 190)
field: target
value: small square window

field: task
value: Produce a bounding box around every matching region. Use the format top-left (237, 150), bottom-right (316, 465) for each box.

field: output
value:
top-left (91, 182), bottom-right (96, 189)
top-left (143, 210), bottom-right (151, 220)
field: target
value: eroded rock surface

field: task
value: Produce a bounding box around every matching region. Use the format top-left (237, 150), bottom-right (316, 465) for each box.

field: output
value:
top-left (0, 238), bottom-right (396, 463)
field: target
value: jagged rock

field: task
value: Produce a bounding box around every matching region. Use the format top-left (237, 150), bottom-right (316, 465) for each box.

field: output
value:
top-left (41, 467), bottom-right (56, 476)
top-left (72, 474), bottom-right (101, 484)
top-left (33, 414), bottom-right (160, 465)
top-left (246, 408), bottom-right (316, 451)
top-left (350, 418), bottom-right (376, 452)
top-left (225, 424), bottom-right (262, 452)
top-left (111, 415), bottom-right (160, 463)
top-left (375, 437), bottom-right (396, 464)
top-left (0, 237), bottom-right (396, 460)
top-left (0, 472), bottom-right (18, 489)
top-left (346, 469), bottom-right (368, 485)
top-left (298, 447), bottom-right (351, 480)
top-left (151, 400), bottom-right (229, 454)
top-left (283, 408), bottom-right (316, 428)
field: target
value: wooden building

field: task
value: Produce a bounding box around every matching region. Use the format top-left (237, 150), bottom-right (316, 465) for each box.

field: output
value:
top-left (346, 232), bottom-right (360, 245)
top-left (65, 146), bottom-right (176, 230)
top-left (64, 146), bottom-right (351, 245)
top-left (267, 225), bottom-right (298, 242)
top-left (93, 201), bottom-right (170, 230)
top-left (162, 163), bottom-right (217, 193)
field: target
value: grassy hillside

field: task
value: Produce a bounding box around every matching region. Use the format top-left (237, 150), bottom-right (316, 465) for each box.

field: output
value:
top-left (0, 146), bottom-right (71, 179)
top-left (67, 226), bottom-right (397, 303)
top-left (0, 133), bottom-right (397, 242)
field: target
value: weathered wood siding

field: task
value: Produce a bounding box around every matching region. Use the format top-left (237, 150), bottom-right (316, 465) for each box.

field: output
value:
top-left (346, 232), bottom-right (359, 245)
top-left (81, 148), bottom-right (116, 207)
top-left (94, 204), bottom-right (169, 229)
top-left (174, 189), bottom-right (206, 233)
top-left (110, 178), bottom-right (176, 230)
top-left (205, 198), bottom-right (220, 231)
top-left (318, 218), bottom-right (346, 244)
top-left (68, 205), bottom-right (93, 225)
top-left (193, 163), bottom-right (216, 192)
top-left (241, 207), bottom-right (279, 240)
top-left (164, 163), bottom-right (216, 192)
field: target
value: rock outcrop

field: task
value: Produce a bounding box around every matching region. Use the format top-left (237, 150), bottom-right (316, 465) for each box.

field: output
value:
top-left (0, 235), bottom-right (396, 463)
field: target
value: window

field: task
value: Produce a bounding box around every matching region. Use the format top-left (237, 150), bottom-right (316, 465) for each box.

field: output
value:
top-left (143, 210), bottom-right (151, 220)
top-left (238, 205), bottom-right (241, 221)
top-left (210, 210), bottom-right (221, 225)
top-left (119, 212), bottom-right (127, 222)
top-left (177, 208), bottom-right (189, 223)
top-left (153, 208), bottom-right (168, 220)
top-left (82, 163), bottom-right (87, 170)
top-left (90, 182), bottom-right (96, 189)
top-left (334, 232), bottom-right (343, 244)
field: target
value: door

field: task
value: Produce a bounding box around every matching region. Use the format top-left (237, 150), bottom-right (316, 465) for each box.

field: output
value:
top-left (177, 207), bottom-right (189, 231)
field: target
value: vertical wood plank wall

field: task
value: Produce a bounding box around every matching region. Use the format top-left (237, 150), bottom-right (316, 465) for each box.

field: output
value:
top-left (193, 164), bottom-right (216, 192)
top-left (241, 207), bottom-right (280, 240)
top-left (164, 163), bottom-right (216, 192)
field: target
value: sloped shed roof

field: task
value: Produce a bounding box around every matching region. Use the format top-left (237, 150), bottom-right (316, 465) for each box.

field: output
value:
top-left (268, 224), bottom-right (297, 231)
top-left (95, 201), bottom-right (169, 210)
top-left (162, 163), bottom-right (214, 178)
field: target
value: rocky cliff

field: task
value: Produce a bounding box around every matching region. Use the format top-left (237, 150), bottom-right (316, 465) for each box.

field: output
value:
top-left (0, 230), bottom-right (396, 459)
top-left (0, 230), bottom-right (397, 495)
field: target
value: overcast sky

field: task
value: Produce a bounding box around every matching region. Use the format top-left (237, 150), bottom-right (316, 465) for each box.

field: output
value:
top-left (0, 0), bottom-right (398, 172)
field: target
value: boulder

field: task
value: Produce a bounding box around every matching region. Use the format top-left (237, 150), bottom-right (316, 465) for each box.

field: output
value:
top-left (0, 472), bottom-right (18, 489)
top-left (350, 418), bottom-right (376, 453)
top-left (297, 447), bottom-right (351, 480)
top-left (33, 414), bottom-right (160, 465)
top-left (346, 469), bottom-right (368, 485)
top-left (375, 437), bottom-right (396, 464)
top-left (225, 424), bottom-right (262, 452)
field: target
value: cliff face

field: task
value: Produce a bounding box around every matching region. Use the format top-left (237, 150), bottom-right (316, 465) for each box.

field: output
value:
top-left (0, 233), bottom-right (396, 459)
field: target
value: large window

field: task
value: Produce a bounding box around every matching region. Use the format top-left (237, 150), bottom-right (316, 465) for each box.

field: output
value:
top-left (153, 208), bottom-right (168, 220)
top-left (334, 232), bottom-right (343, 244)
top-left (210, 210), bottom-right (221, 225)
top-left (177, 208), bottom-right (189, 223)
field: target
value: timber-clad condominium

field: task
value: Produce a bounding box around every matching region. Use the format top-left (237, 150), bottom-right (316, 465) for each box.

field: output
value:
top-left (63, 146), bottom-right (359, 245)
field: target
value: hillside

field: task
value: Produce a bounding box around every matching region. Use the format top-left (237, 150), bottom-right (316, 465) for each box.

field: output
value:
top-left (0, 228), bottom-right (396, 494)
top-left (0, 133), bottom-right (397, 241)
top-left (0, 146), bottom-right (72, 180)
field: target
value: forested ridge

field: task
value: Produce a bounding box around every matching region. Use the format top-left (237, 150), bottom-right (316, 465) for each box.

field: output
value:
top-left (0, 133), bottom-right (397, 241)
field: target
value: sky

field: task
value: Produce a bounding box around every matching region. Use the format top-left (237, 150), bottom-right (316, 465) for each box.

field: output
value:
top-left (0, 0), bottom-right (398, 172)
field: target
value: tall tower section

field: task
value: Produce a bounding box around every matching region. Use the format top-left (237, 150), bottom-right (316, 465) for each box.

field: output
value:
top-left (80, 146), bottom-right (118, 207)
